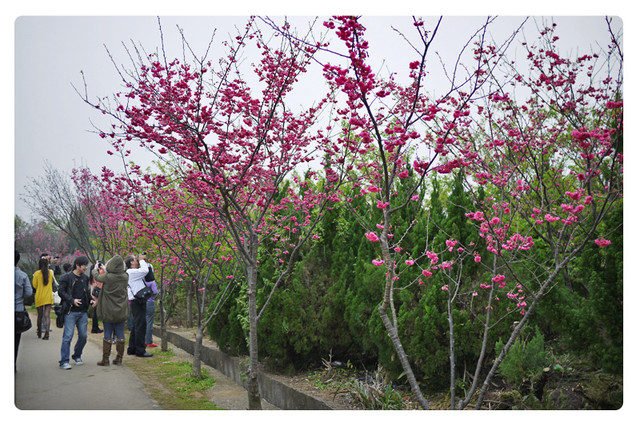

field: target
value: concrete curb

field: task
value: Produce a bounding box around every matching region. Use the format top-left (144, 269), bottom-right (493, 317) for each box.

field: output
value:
top-left (155, 326), bottom-right (333, 410)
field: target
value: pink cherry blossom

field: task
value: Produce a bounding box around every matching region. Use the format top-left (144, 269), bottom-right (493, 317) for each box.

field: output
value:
top-left (594, 238), bottom-right (611, 247)
top-left (544, 214), bottom-right (560, 222)
top-left (365, 232), bottom-right (379, 242)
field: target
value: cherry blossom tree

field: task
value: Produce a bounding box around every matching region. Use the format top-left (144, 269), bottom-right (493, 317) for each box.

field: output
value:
top-left (109, 168), bottom-right (241, 379)
top-left (441, 19), bottom-right (623, 409)
top-left (71, 167), bottom-right (134, 259)
top-left (79, 17), bottom-right (338, 408)
top-left (308, 15), bottom-right (621, 409)
top-left (313, 15), bottom-right (527, 408)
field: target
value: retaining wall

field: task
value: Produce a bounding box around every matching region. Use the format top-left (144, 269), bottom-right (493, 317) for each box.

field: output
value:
top-left (154, 326), bottom-right (332, 410)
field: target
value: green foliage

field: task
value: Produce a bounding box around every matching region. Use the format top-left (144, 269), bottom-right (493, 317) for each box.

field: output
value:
top-left (204, 174), bottom-right (622, 394)
top-left (495, 329), bottom-right (551, 386)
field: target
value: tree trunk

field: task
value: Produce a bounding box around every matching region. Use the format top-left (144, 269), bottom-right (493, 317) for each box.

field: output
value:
top-left (377, 307), bottom-right (430, 409)
top-left (186, 285), bottom-right (193, 328)
top-left (246, 261), bottom-right (262, 410)
top-left (159, 295), bottom-right (168, 352)
top-left (474, 295), bottom-right (539, 409)
top-left (447, 293), bottom-right (456, 410)
top-left (376, 218), bottom-right (429, 410)
top-left (192, 324), bottom-right (203, 378)
top-left (457, 255), bottom-right (498, 410)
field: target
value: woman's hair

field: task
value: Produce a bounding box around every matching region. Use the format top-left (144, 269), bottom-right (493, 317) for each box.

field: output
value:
top-left (88, 264), bottom-right (95, 285)
top-left (38, 257), bottom-right (50, 286)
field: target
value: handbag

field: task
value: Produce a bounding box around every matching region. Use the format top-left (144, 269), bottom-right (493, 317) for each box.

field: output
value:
top-left (53, 291), bottom-right (61, 305)
top-left (134, 285), bottom-right (153, 301)
top-left (91, 286), bottom-right (101, 298)
top-left (55, 299), bottom-right (72, 328)
top-left (15, 310), bottom-right (32, 334)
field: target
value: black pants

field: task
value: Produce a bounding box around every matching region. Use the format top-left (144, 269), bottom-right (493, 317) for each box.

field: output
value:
top-left (128, 299), bottom-right (147, 356)
top-left (15, 332), bottom-right (21, 368)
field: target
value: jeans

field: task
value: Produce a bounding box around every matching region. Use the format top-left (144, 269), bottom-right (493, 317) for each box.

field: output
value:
top-left (128, 299), bottom-right (147, 356)
top-left (59, 311), bottom-right (88, 365)
top-left (103, 322), bottom-right (125, 341)
top-left (145, 300), bottom-right (155, 344)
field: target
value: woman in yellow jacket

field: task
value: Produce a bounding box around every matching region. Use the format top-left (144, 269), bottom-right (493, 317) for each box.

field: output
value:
top-left (32, 257), bottom-right (54, 339)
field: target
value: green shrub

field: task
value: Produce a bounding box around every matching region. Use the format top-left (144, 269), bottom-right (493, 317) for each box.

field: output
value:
top-left (495, 329), bottom-right (551, 386)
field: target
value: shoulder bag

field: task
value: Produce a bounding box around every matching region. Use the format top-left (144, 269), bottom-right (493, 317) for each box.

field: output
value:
top-left (15, 310), bottom-right (32, 334)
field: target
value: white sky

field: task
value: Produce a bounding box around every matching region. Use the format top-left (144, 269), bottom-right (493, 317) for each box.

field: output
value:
top-left (11, 12), bottom-right (623, 220)
top-left (4, 1), bottom-right (638, 423)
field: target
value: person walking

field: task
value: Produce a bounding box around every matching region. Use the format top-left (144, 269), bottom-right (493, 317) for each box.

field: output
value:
top-left (33, 256), bottom-right (54, 340)
top-left (57, 256), bottom-right (95, 370)
top-left (92, 255), bottom-right (129, 366)
top-left (125, 253), bottom-right (153, 358)
top-left (143, 258), bottom-right (159, 348)
top-left (15, 250), bottom-right (33, 371)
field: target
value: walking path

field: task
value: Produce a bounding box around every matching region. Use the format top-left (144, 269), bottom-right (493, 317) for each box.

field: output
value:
top-left (13, 324), bottom-right (159, 410)
top-left (12, 321), bottom-right (276, 411)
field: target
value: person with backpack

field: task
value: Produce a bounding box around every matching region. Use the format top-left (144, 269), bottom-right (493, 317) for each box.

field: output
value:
top-left (57, 256), bottom-right (95, 370)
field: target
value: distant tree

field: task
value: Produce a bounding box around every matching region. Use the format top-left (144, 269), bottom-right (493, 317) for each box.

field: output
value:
top-left (21, 161), bottom-right (99, 261)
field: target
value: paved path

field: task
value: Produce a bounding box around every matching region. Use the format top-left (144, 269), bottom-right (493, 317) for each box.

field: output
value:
top-left (12, 320), bottom-right (276, 411)
top-left (14, 324), bottom-right (159, 410)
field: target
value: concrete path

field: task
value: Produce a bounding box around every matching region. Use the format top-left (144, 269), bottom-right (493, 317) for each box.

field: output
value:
top-left (12, 321), bottom-right (276, 411)
top-left (13, 324), bottom-right (159, 410)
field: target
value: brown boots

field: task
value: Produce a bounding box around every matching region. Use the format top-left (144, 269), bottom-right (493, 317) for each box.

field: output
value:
top-left (97, 340), bottom-right (112, 366)
top-left (113, 339), bottom-right (126, 365)
top-left (97, 338), bottom-right (126, 366)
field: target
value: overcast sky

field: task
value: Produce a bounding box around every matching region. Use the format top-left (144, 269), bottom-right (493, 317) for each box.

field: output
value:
top-left (11, 11), bottom-right (623, 222)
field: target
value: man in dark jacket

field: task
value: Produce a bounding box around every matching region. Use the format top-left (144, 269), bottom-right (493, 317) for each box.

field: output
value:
top-left (57, 256), bottom-right (95, 370)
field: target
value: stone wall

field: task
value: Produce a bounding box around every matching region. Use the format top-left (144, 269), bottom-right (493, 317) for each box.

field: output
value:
top-left (155, 326), bottom-right (332, 410)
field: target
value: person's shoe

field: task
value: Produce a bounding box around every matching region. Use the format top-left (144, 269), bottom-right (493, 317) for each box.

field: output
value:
top-left (127, 348), bottom-right (135, 355)
top-left (97, 340), bottom-right (112, 366)
top-left (72, 357), bottom-right (84, 365)
top-left (135, 352), bottom-right (153, 358)
top-left (60, 363), bottom-right (72, 370)
top-left (113, 339), bottom-right (126, 365)
top-left (146, 343), bottom-right (158, 348)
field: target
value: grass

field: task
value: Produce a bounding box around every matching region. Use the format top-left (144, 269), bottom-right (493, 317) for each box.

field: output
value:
top-left (123, 339), bottom-right (222, 410)
top-left (129, 348), bottom-right (220, 410)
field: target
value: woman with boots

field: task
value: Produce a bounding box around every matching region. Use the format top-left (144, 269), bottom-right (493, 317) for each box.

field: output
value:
top-left (33, 256), bottom-right (54, 340)
top-left (92, 255), bottom-right (129, 366)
